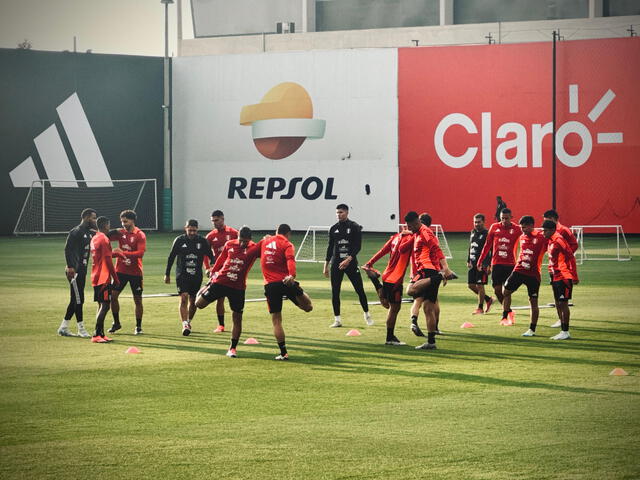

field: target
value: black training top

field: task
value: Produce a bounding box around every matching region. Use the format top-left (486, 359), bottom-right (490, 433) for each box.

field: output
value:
top-left (165, 234), bottom-right (214, 279)
top-left (64, 223), bottom-right (95, 273)
top-left (326, 219), bottom-right (363, 264)
top-left (468, 228), bottom-right (491, 268)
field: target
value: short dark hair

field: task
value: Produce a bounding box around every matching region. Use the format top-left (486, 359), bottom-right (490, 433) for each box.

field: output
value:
top-left (501, 208), bottom-right (512, 215)
top-left (404, 211), bottom-right (419, 223)
top-left (542, 220), bottom-right (557, 230)
top-left (474, 213), bottom-right (485, 221)
top-left (543, 209), bottom-right (559, 220)
top-left (336, 204), bottom-right (349, 211)
top-left (239, 226), bottom-right (252, 239)
top-left (96, 216), bottom-right (110, 230)
top-left (211, 210), bottom-right (224, 217)
top-left (419, 212), bottom-right (432, 227)
top-left (277, 224), bottom-right (291, 235)
top-left (519, 215), bottom-right (535, 226)
top-left (120, 209), bottom-right (136, 221)
top-left (81, 208), bottom-right (96, 219)
top-left (186, 219), bottom-right (198, 228)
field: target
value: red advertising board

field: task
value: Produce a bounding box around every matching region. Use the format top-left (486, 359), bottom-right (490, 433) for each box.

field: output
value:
top-left (399, 38), bottom-right (640, 232)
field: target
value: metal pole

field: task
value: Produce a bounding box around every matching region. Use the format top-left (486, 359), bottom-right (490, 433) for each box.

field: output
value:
top-left (551, 30), bottom-right (557, 210)
top-left (162, 1), bottom-right (173, 231)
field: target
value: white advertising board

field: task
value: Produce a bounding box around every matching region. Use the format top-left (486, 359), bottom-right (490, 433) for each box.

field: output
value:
top-left (172, 48), bottom-right (398, 231)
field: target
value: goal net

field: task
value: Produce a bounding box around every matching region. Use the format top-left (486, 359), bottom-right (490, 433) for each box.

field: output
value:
top-left (570, 225), bottom-right (631, 261)
top-left (295, 225), bottom-right (329, 262)
top-left (398, 223), bottom-right (453, 259)
top-left (14, 179), bottom-right (158, 234)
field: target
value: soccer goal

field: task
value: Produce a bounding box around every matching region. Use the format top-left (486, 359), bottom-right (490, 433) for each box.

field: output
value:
top-left (570, 225), bottom-right (631, 261)
top-left (296, 225), bottom-right (330, 262)
top-left (397, 223), bottom-right (453, 259)
top-left (14, 179), bottom-right (158, 234)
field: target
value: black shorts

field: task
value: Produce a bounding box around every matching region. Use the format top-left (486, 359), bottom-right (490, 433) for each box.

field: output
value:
top-left (265, 281), bottom-right (304, 314)
top-left (198, 282), bottom-right (245, 313)
top-left (491, 264), bottom-right (515, 286)
top-left (411, 269), bottom-right (442, 303)
top-left (504, 271), bottom-right (540, 298)
top-left (468, 268), bottom-right (488, 285)
top-left (94, 283), bottom-right (112, 303)
top-left (176, 275), bottom-right (202, 296)
top-left (382, 282), bottom-right (403, 304)
top-left (113, 273), bottom-right (143, 295)
top-left (552, 279), bottom-right (573, 302)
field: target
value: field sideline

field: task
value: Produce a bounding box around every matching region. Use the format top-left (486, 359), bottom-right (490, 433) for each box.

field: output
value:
top-left (0, 232), bottom-right (638, 479)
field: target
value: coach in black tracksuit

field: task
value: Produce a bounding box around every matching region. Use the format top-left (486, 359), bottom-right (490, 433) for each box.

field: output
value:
top-left (323, 204), bottom-right (371, 328)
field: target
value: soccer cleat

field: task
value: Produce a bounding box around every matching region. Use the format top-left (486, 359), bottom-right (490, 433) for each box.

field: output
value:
top-left (364, 312), bottom-right (374, 326)
top-left (213, 325), bottom-right (225, 333)
top-left (445, 271), bottom-right (459, 280)
top-left (107, 322), bottom-right (122, 334)
top-left (329, 319), bottom-right (342, 328)
top-left (275, 353), bottom-right (289, 361)
top-left (500, 318), bottom-right (514, 326)
top-left (182, 321), bottom-right (191, 336)
top-left (101, 335), bottom-right (113, 342)
top-left (521, 329), bottom-right (536, 337)
top-left (57, 327), bottom-right (76, 337)
top-left (550, 320), bottom-right (562, 328)
top-left (415, 342), bottom-right (437, 350)
top-left (134, 327), bottom-right (143, 335)
top-left (484, 297), bottom-right (494, 314)
top-left (551, 331), bottom-right (571, 340)
top-left (91, 335), bottom-right (110, 343)
top-left (226, 348), bottom-right (237, 358)
top-left (385, 337), bottom-right (407, 346)
top-left (508, 311), bottom-right (516, 324)
top-left (76, 323), bottom-right (91, 338)
top-left (362, 266), bottom-right (381, 280)
top-left (472, 308), bottom-right (484, 315)
top-left (411, 323), bottom-right (425, 337)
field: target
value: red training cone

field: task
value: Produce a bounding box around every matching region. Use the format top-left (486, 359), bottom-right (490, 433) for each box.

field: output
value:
top-left (244, 337), bottom-right (260, 345)
top-left (346, 329), bottom-right (362, 336)
top-left (609, 368), bottom-right (628, 376)
top-left (125, 347), bottom-right (141, 354)
top-left (460, 322), bottom-right (475, 329)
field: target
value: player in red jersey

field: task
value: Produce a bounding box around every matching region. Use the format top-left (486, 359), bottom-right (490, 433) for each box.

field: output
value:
top-left (363, 227), bottom-right (413, 346)
top-left (204, 210), bottom-right (239, 333)
top-left (543, 220), bottom-right (579, 340)
top-left (477, 208), bottom-right (522, 313)
top-left (196, 226), bottom-right (261, 358)
top-left (261, 224), bottom-right (313, 360)
top-left (90, 216), bottom-right (120, 343)
top-left (499, 216), bottom-right (548, 332)
top-left (107, 210), bottom-right (146, 335)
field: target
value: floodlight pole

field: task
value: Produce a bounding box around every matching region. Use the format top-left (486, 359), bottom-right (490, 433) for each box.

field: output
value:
top-left (162, 0), bottom-right (174, 231)
top-left (551, 30), bottom-right (558, 210)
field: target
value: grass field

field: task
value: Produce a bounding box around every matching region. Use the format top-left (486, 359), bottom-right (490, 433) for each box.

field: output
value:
top-left (0, 231), bottom-right (639, 479)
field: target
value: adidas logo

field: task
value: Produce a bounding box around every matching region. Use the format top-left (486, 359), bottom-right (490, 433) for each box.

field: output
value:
top-left (9, 92), bottom-right (112, 188)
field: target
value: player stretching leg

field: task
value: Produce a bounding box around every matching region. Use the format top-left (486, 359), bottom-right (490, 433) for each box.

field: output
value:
top-left (261, 224), bottom-right (313, 360)
top-left (467, 213), bottom-right (493, 314)
top-left (164, 219), bottom-right (214, 336)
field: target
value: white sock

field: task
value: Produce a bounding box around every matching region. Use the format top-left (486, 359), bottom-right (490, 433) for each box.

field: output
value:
top-left (364, 311), bottom-right (371, 319)
top-left (59, 319), bottom-right (70, 329)
top-left (77, 321), bottom-right (85, 329)
top-left (334, 315), bottom-right (341, 323)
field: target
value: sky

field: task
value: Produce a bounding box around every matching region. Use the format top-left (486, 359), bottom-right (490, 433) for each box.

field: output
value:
top-left (0, 0), bottom-right (193, 56)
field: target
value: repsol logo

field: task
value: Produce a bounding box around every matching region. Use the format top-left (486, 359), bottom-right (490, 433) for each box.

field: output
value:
top-left (228, 177), bottom-right (338, 200)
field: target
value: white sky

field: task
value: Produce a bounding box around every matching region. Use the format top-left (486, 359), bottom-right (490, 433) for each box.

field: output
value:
top-left (0, 0), bottom-right (193, 56)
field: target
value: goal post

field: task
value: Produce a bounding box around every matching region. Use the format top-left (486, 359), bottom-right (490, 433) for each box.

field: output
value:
top-left (14, 179), bottom-right (158, 234)
top-left (398, 223), bottom-right (453, 259)
top-left (570, 225), bottom-right (632, 261)
top-left (295, 225), bottom-right (330, 263)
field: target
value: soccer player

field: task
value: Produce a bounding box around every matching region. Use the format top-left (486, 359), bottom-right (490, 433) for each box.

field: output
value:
top-left (107, 210), bottom-right (146, 335)
top-left (90, 216), bottom-right (120, 343)
top-left (204, 210), bottom-right (239, 333)
top-left (467, 213), bottom-right (493, 315)
top-left (404, 211), bottom-right (453, 350)
top-left (542, 220), bottom-right (579, 340)
top-left (495, 196), bottom-right (507, 222)
top-left (363, 227), bottom-right (413, 345)
top-left (261, 224), bottom-right (313, 360)
top-left (477, 208), bottom-right (522, 320)
top-left (164, 219), bottom-right (214, 336)
top-left (59, 208), bottom-right (97, 338)
top-left (499, 216), bottom-right (548, 332)
top-left (196, 226), bottom-right (260, 358)
top-left (324, 204), bottom-right (372, 328)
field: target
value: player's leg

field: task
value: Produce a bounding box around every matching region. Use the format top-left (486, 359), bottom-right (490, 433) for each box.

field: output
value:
top-left (345, 264), bottom-right (371, 325)
top-left (214, 297), bottom-right (226, 332)
top-left (407, 276), bottom-right (432, 297)
top-left (133, 294), bottom-right (143, 334)
top-left (59, 273), bottom-right (83, 336)
top-left (410, 296), bottom-right (425, 336)
top-left (92, 285), bottom-right (112, 342)
top-left (501, 288), bottom-right (513, 325)
top-left (226, 288), bottom-right (245, 357)
top-left (416, 277), bottom-right (442, 350)
top-left (384, 284), bottom-right (405, 345)
top-left (108, 275), bottom-right (128, 333)
top-left (178, 292), bottom-right (191, 335)
top-left (521, 278), bottom-right (540, 336)
top-left (294, 291), bottom-right (313, 312)
top-left (329, 266), bottom-right (345, 326)
top-left (188, 294), bottom-right (197, 324)
top-left (434, 300), bottom-right (442, 334)
top-left (551, 280), bottom-right (572, 340)
top-left (363, 267), bottom-right (388, 309)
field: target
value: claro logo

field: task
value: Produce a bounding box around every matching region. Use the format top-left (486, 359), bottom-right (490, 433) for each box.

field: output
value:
top-left (240, 82), bottom-right (326, 160)
top-left (434, 84), bottom-right (623, 169)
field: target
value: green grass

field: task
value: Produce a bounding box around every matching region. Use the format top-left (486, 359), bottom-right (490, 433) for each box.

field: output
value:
top-left (0, 232), bottom-right (639, 480)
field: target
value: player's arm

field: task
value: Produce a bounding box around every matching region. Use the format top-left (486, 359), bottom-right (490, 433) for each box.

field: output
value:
top-left (283, 244), bottom-right (297, 285)
top-left (104, 244), bottom-right (119, 286)
top-left (476, 226), bottom-right (494, 270)
top-left (107, 229), bottom-right (121, 241)
top-left (164, 237), bottom-right (179, 283)
top-left (323, 227), bottom-right (334, 277)
top-left (210, 244), bottom-right (228, 274)
top-left (122, 232), bottom-right (147, 260)
top-left (64, 230), bottom-right (79, 279)
top-left (365, 238), bottom-right (392, 268)
top-left (566, 229), bottom-right (579, 253)
top-left (348, 223), bottom-right (362, 258)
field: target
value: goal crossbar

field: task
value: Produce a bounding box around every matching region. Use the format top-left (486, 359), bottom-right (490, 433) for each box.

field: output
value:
top-left (570, 225), bottom-right (631, 261)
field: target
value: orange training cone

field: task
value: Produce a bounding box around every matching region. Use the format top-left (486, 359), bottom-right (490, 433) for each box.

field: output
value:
top-left (125, 347), bottom-right (141, 354)
top-left (346, 329), bottom-right (362, 336)
top-left (461, 322), bottom-right (475, 328)
top-left (244, 337), bottom-right (260, 345)
top-left (609, 368), bottom-right (629, 376)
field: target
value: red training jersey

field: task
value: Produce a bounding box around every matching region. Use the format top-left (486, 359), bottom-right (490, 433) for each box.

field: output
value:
top-left (548, 232), bottom-right (579, 282)
top-left (205, 225), bottom-right (239, 269)
top-left (110, 227), bottom-right (146, 276)
top-left (260, 234), bottom-right (296, 284)
top-left (556, 222), bottom-right (578, 253)
top-left (413, 224), bottom-right (442, 271)
top-left (477, 222), bottom-right (522, 267)
top-left (366, 232), bottom-right (413, 285)
top-left (210, 239), bottom-right (260, 290)
top-left (90, 231), bottom-right (116, 286)
top-left (513, 230), bottom-right (548, 280)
